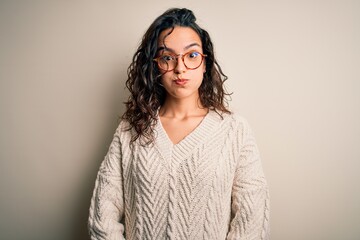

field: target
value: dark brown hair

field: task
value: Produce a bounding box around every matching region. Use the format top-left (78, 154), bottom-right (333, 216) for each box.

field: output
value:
top-left (122, 8), bottom-right (231, 144)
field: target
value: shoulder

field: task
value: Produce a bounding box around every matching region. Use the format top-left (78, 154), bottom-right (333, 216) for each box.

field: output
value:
top-left (116, 119), bottom-right (131, 133)
top-left (214, 111), bottom-right (257, 144)
top-left (112, 119), bottom-right (133, 144)
top-left (213, 110), bottom-right (253, 131)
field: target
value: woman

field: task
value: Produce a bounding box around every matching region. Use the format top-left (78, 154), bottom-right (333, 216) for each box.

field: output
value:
top-left (88, 8), bottom-right (270, 240)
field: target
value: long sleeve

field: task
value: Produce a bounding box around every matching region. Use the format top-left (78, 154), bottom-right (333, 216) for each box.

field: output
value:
top-left (88, 129), bottom-right (125, 240)
top-left (226, 121), bottom-right (270, 240)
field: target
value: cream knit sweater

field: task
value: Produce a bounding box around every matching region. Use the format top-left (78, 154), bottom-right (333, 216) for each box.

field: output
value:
top-left (88, 111), bottom-right (270, 240)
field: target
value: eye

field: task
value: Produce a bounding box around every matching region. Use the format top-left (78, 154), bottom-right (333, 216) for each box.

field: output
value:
top-left (160, 55), bottom-right (175, 62)
top-left (189, 51), bottom-right (200, 58)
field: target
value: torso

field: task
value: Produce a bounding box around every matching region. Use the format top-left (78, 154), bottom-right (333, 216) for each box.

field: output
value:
top-left (118, 111), bottom-right (249, 240)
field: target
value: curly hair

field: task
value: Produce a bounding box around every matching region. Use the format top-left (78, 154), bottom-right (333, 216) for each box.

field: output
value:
top-left (122, 8), bottom-right (231, 145)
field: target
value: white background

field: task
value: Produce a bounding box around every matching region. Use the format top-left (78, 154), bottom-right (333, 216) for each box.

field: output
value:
top-left (0, 1), bottom-right (359, 239)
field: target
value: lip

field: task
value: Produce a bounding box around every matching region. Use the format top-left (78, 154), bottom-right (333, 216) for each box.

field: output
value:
top-left (173, 78), bottom-right (189, 86)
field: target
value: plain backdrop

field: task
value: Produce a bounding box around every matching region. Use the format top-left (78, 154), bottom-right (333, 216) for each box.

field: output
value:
top-left (0, 1), bottom-right (359, 239)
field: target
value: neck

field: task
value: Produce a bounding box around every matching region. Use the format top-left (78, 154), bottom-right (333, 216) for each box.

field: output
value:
top-left (159, 96), bottom-right (208, 118)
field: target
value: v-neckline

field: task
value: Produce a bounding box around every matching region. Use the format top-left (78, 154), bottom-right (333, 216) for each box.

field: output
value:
top-left (154, 110), bottom-right (221, 162)
top-left (158, 110), bottom-right (210, 146)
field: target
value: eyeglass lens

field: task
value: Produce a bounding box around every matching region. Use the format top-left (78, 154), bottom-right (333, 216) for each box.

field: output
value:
top-left (158, 51), bottom-right (203, 71)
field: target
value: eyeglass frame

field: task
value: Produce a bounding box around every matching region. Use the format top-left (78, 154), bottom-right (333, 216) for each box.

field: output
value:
top-left (153, 51), bottom-right (207, 72)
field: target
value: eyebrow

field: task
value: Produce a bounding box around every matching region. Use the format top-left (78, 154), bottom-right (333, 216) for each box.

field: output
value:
top-left (157, 43), bottom-right (202, 53)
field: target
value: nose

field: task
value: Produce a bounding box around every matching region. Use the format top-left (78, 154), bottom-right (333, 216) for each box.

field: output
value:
top-left (174, 56), bottom-right (186, 74)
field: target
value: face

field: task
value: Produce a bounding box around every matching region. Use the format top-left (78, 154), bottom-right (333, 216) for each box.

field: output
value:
top-left (156, 26), bottom-right (206, 102)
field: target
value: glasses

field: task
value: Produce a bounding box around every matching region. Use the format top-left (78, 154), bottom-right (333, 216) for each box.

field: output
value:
top-left (153, 51), bottom-right (207, 72)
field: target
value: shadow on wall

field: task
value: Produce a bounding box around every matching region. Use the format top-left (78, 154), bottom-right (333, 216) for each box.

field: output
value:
top-left (71, 161), bottom-right (100, 240)
top-left (70, 115), bottom-right (126, 240)
top-left (70, 73), bottom-right (128, 240)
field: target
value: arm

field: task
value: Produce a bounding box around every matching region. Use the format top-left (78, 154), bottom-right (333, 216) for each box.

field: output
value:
top-left (88, 129), bottom-right (125, 240)
top-left (226, 121), bottom-right (270, 240)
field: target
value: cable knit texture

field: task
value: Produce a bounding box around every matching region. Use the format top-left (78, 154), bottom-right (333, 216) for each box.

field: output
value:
top-left (88, 111), bottom-right (270, 240)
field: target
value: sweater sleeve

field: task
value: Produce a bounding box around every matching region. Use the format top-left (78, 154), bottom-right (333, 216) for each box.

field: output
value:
top-left (88, 129), bottom-right (125, 240)
top-left (226, 120), bottom-right (270, 240)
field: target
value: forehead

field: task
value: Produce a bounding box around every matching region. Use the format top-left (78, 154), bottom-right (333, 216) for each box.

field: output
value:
top-left (158, 26), bottom-right (202, 48)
